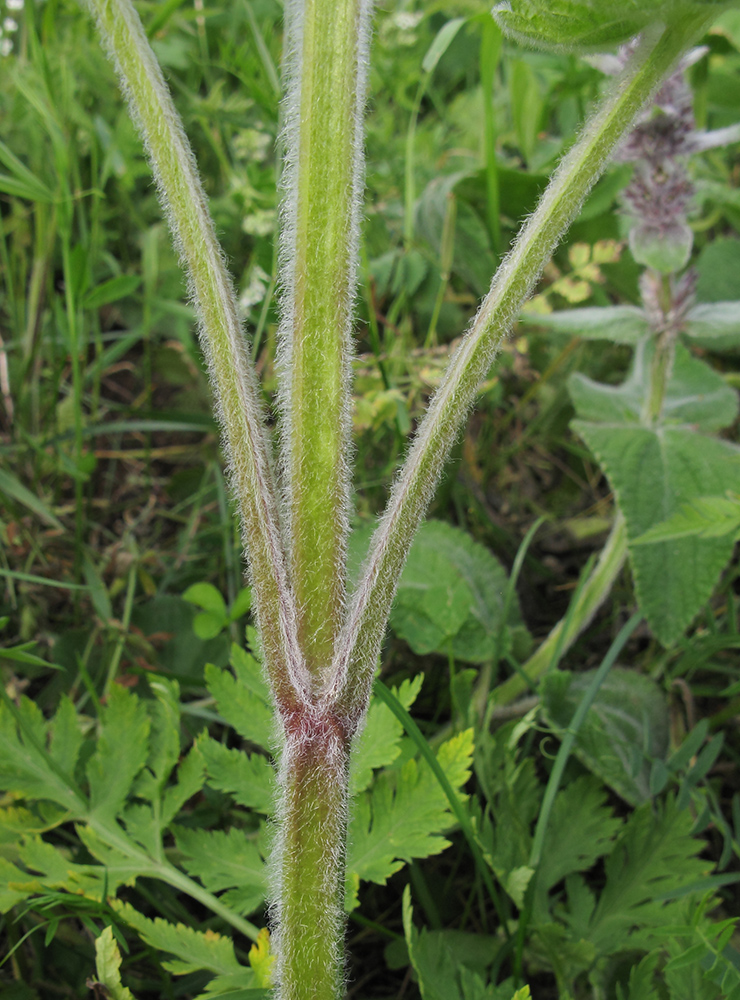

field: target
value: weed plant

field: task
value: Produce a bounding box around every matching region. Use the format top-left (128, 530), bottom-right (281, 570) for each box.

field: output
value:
top-left (0, 2), bottom-right (739, 999)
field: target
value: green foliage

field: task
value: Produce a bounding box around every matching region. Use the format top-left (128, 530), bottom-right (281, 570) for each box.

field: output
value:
top-left (493, 0), bottom-right (727, 53)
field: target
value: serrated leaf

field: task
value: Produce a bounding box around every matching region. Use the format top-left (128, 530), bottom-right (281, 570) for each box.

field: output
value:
top-left (521, 305), bottom-right (649, 344)
top-left (114, 901), bottom-right (244, 977)
top-left (87, 685), bottom-right (150, 821)
top-left (390, 521), bottom-right (530, 663)
top-left (0, 857), bottom-right (31, 912)
top-left (622, 951), bottom-right (661, 1000)
top-left (632, 495), bottom-right (740, 544)
top-left (174, 826), bottom-right (266, 916)
top-left (48, 696), bottom-right (84, 780)
top-left (542, 669), bottom-right (670, 804)
top-left (535, 776), bottom-right (621, 910)
top-left (161, 744), bottom-right (206, 827)
top-left (94, 926), bottom-right (136, 1000)
top-left (346, 730), bottom-right (473, 907)
top-left (205, 645), bottom-right (274, 752)
top-left (569, 339), bottom-right (739, 432)
top-left (0, 697), bottom-right (82, 813)
top-left (198, 735), bottom-right (275, 814)
top-left (572, 422), bottom-right (740, 644)
top-left (351, 675), bottom-right (423, 795)
top-left (135, 677), bottom-right (181, 802)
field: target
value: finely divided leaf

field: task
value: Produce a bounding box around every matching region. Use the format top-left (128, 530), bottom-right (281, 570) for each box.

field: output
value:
top-left (87, 685), bottom-right (150, 821)
top-left (0, 696), bottom-right (82, 813)
top-left (346, 730), bottom-right (473, 906)
top-left (351, 675), bottom-right (422, 795)
top-left (174, 826), bottom-right (267, 916)
top-left (94, 926), bottom-right (136, 1000)
top-left (198, 735), bottom-right (275, 814)
top-left (114, 901), bottom-right (245, 977)
top-left (581, 800), bottom-right (708, 955)
top-left (205, 645), bottom-right (274, 752)
top-left (536, 776), bottom-right (621, 898)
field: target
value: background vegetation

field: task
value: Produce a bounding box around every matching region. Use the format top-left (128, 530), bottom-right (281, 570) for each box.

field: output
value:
top-left (1, 1), bottom-right (739, 998)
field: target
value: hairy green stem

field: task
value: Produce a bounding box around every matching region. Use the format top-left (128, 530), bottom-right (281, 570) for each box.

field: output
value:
top-left (274, 710), bottom-right (351, 1000)
top-left (332, 14), bottom-right (713, 722)
top-left (84, 0), bottom-right (304, 712)
top-left (279, 0), bottom-right (371, 682)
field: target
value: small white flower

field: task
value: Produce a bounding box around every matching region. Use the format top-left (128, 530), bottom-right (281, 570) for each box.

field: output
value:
top-left (6, 0), bottom-right (23, 11)
top-left (0, 38), bottom-right (12, 56)
top-left (3, 18), bottom-right (17, 31)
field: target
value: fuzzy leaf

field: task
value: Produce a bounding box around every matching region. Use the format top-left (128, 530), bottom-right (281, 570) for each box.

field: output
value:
top-left (632, 495), bottom-right (740, 544)
top-left (350, 675), bottom-right (423, 795)
top-left (114, 901), bottom-right (244, 977)
top-left (542, 669), bottom-right (670, 804)
top-left (390, 521), bottom-right (530, 663)
top-left (87, 685), bottom-right (150, 821)
top-left (569, 339), bottom-right (739, 432)
top-left (174, 826), bottom-right (266, 916)
top-left (685, 301), bottom-right (740, 353)
top-left (94, 926), bottom-right (136, 1000)
top-left (493, 0), bottom-right (723, 54)
top-left (205, 645), bottom-right (274, 752)
top-left (521, 305), bottom-right (649, 344)
top-left (346, 730), bottom-right (474, 907)
top-left (573, 423), bottom-right (740, 644)
top-left (198, 735), bottom-right (275, 814)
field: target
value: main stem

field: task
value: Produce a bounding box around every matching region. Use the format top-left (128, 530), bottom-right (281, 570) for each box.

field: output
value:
top-left (279, 0), bottom-right (370, 683)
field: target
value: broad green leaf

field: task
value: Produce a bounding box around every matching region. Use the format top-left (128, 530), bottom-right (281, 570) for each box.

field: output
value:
top-left (684, 302), bottom-right (740, 352)
top-left (175, 826), bottom-right (267, 916)
top-left (114, 901), bottom-right (244, 977)
top-left (493, 0), bottom-right (724, 54)
top-left (351, 675), bottom-right (423, 795)
top-left (87, 684), bottom-right (150, 820)
top-left (574, 800), bottom-right (708, 955)
top-left (629, 219), bottom-right (693, 274)
top-left (94, 926), bottom-right (136, 1000)
top-left (542, 668), bottom-right (670, 804)
top-left (198, 735), bottom-right (275, 814)
top-left (632, 495), bottom-right (740, 544)
top-left (572, 422), bottom-right (740, 643)
top-left (521, 305), bottom-right (649, 344)
top-left (390, 521), bottom-right (530, 663)
top-left (228, 587), bottom-right (253, 620)
top-left (205, 645), bottom-right (274, 751)
top-left (569, 339), bottom-right (739, 432)
top-left (346, 730), bottom-right (473, 909)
